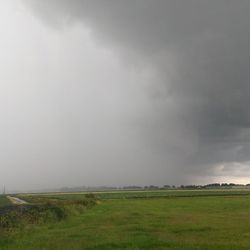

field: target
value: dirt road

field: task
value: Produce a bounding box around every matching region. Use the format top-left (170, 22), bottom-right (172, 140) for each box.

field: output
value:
top-left (7, 196), bottom-right (27, 205)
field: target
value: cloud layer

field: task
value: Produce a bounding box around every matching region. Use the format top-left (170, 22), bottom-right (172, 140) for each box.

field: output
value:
top-left (4, 0), bottom-right (250, 189)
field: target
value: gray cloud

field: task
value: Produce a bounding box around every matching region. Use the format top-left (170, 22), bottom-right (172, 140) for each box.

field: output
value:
top-left (6, 0), bottom-right (250, 188)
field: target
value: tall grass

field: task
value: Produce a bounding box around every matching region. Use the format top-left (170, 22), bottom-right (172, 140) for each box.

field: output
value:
top-left (0, 196), bottom-right (10, 206)
top-left (0, 194), bottom-right (97, 230)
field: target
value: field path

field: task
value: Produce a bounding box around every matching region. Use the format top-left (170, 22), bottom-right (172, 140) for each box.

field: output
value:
top-left (7, 196), bottom-right (27, 205)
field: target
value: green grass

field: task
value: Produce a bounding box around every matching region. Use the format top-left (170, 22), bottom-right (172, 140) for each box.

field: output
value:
top-left (2, 191), bottom-right (250, 249)
top-left (0, 196), bottom-right (10, 206)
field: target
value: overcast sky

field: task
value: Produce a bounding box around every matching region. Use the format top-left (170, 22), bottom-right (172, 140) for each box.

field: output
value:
top-left (1, 0), bottom-right (250, 191)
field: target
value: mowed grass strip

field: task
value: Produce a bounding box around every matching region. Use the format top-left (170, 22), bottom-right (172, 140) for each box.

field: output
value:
top-left (2, 195), bottom-right (250, 249)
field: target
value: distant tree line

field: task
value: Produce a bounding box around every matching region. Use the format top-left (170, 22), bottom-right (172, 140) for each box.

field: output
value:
top-left (178, 183), bottom-right (250, 189)
top-left (57, 183), bottom-right (250, 193)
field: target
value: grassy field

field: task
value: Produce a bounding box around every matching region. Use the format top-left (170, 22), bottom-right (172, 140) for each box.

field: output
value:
top-left (1, 190), bottom-right (250, 249)
top-left (20, 188), bottom-right (250, 200)
top-left (0, 196), bottom-right (10, 206)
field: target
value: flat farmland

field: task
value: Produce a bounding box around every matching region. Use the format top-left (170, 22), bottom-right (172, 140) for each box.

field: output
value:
top-left (0, 189), bottom-right (250, 249)
top-left (21, 188), bottom-right (250, 200)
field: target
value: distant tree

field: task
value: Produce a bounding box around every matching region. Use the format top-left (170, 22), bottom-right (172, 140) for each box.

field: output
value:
top-left (205, 183), bottom-right (221, 188)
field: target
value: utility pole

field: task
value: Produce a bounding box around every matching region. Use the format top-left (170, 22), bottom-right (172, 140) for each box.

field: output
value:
top-left (3, 184), bottom-right (5, 195)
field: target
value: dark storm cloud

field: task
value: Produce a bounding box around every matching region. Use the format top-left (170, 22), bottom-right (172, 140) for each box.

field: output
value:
top-left (24, 0), bottom-right (250, 182)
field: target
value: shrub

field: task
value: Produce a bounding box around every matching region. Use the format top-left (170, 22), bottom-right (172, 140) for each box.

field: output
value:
top-left (0, 194), bottom-right (98, 230)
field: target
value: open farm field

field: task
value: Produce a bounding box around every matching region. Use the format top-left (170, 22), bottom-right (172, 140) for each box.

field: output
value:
top-left (20, 188), bottom-right (250, 200)
top-left (1, 190), bottom-right (250, 249)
